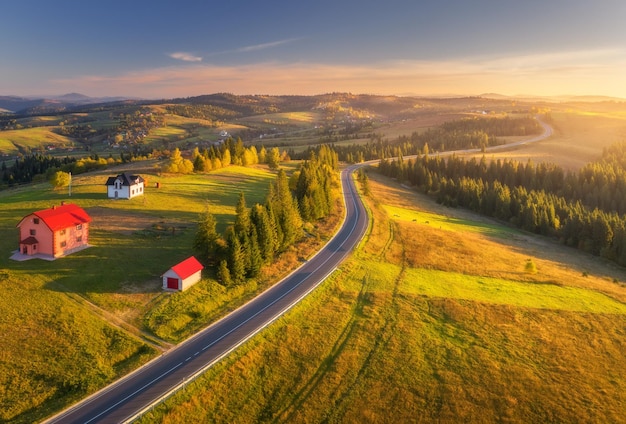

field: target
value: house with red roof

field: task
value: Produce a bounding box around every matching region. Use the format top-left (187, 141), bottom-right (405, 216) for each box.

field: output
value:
top-left (14, 202), bottom-right (91, 260)
top-left (162, 256), bottom-right (204, 291)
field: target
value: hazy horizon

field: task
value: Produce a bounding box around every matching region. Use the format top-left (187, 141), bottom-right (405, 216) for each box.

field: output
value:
top-left (2, 1), bottom-right (625, 99)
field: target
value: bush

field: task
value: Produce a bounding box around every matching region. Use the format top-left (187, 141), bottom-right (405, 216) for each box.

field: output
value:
top-left (525, 259), bottom-right (537, 274)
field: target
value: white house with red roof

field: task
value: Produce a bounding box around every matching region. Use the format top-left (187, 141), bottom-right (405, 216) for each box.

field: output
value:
top-left (162, 256), bottom-right (204, 291)
top-left (14, 203), bottom-right (91, 260)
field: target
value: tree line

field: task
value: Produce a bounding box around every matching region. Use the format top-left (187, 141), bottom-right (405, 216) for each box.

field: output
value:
top-left (311, 115), bottom-right (543, 164)
top-left (194, 145), bottom-right (339, 286)
top-left (0, 149), bottom-right (153, 188)
top-left (1, 154), bottom-right (76, 186)
top-left (378, 142), bottom-right (626, 266)
top-left (163, 137), bottom-right (289, 174)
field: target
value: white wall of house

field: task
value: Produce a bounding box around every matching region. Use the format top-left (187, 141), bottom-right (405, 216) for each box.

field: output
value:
top-left (162, 269), bottom-right (202, 291)
top-left (180, 270), bottom-right (202, 290)
top-left (107, 179), bottom-right (144, 199)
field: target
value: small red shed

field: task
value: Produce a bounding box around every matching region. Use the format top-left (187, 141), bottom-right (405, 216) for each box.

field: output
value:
top-left (162, 256), bottom-right (204, 291)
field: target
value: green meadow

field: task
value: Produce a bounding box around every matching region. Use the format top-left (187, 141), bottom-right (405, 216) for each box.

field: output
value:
top-left (3, 96), bottom-right (626, 422)
top-left (0, 164), bottom-right (282, 422)
top-left (0, 127), bottom-right (75, 154)
top-left (137, 171), bottom-right (626, 424)
top-left (383, 204), bottom-right (518, 237)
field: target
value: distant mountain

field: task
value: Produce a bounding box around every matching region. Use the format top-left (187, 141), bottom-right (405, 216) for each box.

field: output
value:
top-left (54, 92), bottom-right (93, 102)
top-left (0, 93), bottom-right (138, 114)
top-left (48, 93), bottom-right (135, 104)
top-left (0, 96), bottom-right (48, 113)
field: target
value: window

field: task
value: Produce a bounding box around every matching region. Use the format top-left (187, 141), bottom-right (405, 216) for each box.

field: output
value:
top-left (34, 218), bottom-right (40, 224)
top-left (76, 236), bottom-right (82, 243)
top-left (60, 241), bottom-right (67, 247)
top-left (60, 229), bottom-right (66, 235)
top-left (76, 224), bottom-right (82, 230)
top-left (30, 229), bottom-right (36, 236)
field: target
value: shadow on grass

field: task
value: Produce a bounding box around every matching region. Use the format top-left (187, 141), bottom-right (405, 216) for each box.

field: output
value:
top-left (24, 235), bottom-right (198, 295)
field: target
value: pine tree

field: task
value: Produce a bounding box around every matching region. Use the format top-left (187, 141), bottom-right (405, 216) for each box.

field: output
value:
top-left (222, 149), bottom-right (232, 167)
top-left (267, 147), bottom-right (281, 169)
top-left (193, 208), bottom-right (220, 263)
top-left (265, 198), bottom-right (284, 252)
top-left (193, 155), bottom-right (206, 172)
top-left (251, 204), bottom-right (277, 262)
top-left (247, 226), bottom-right (263, 277)
top-left (259, 146), bottom-right (267, 164)
top-left (218, 260), bottom-right (232, 286)
top-left (274, 169), bottom-right (302, 249)
top-left (226, 229), bottom-right (246, 284)
top-left (234, 192), bottom-right (251, 235)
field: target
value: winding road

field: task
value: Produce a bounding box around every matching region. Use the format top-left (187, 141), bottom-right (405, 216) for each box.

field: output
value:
top-left (45, 117), bottom-right (552, 423)
top-left (45, 165), bottom-right (369, 424)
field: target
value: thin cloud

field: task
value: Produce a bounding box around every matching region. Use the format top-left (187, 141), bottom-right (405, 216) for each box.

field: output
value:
top-left (169, 52), bottom-right (203, 62)
top-left (236, 38), bottom-right (300, 53)
top-left (50, 48), bottom-right (626, 99)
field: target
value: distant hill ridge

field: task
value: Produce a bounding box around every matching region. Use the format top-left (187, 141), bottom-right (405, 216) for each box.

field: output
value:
top-left (2, 91), bottom-right (624, 117)
top-left (0, 93), bottom-right (138, 114)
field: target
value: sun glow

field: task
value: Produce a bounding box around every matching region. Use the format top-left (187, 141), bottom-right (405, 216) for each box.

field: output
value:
top-left (43, 48), bottom-right (626, 99)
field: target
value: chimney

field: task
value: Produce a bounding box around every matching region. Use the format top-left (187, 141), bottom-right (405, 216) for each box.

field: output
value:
top-left (61, 201), bottom-right (65, 206)
top-left (52, 205), bottom-right (56, 210)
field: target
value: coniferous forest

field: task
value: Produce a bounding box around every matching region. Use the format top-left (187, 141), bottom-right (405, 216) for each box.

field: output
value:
top-left (195, 145), bottom-right (339, 285)
top-left (378, 140), bottom-right (626, 266)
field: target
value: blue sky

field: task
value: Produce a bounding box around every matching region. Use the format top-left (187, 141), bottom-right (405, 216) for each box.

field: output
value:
top-left (1, 0), bottom-right (625, 98)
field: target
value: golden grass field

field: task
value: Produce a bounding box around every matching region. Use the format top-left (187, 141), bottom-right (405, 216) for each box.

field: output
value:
top-left (463, 109), bottom-right (626, 171)
top-left (2, 99), bottom-right (626, 422)
top-left (0, 127), bottom-right (75, 153)
top-left (137, 170), bottom-right (626, 423)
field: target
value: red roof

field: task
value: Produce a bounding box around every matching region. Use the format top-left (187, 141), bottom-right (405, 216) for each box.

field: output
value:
top-left (170, 256), bottom-right (204, 280)
top-left (29, 203), bottom-right (91, 232)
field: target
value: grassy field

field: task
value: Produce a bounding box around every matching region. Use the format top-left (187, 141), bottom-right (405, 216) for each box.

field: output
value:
top-left (464, 110), bottom-right (626, 171)
top-left (0, 163), bottom-right (303, 423)
top-left (2, 97), bottom-right (626, 422)
top-left (137, 171), bottom-right (626, 423)
top-left (0, 127), bottom-right (76, 154)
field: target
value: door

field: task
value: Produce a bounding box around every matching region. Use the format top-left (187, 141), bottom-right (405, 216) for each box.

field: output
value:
top-left (167, 277), bottom-right (179, 290)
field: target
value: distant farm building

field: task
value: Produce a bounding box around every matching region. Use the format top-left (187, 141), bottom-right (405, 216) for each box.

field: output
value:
top-left (14, 203), bottom-right (91, 260)
top-left (162, 256), bottom-right (204, 291)
top-left (105, 172), bottom-right (145, 199)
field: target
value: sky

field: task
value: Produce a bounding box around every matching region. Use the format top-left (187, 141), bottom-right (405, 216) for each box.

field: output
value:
top-left (1, 0), bottom-right (625, 99)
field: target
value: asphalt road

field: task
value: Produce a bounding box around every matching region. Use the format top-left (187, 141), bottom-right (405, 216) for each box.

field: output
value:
top-left (44, 118), bottom-right (552, 423)
top-left (45, 164), bottom-right (369, 424)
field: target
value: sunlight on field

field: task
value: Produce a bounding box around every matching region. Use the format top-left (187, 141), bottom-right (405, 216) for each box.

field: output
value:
top-left (383, 204), bottom-right (515, 237)
top-left (139, 169), bottom-right (626, 424)
top-left (0, 164), bottom-right (283, 422)
top-left (0, 127), bottom-right (74, 154)
top-left (4, 95), bottom-right (626, 423)
top-left (403, 268), bottom-right (626, 313)
top-left (240, 111), bottom-right (319, 124)
top-left (464, 111), bottom-right (626, 171)
top-left (144, 125), bottom-right (186, 140)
